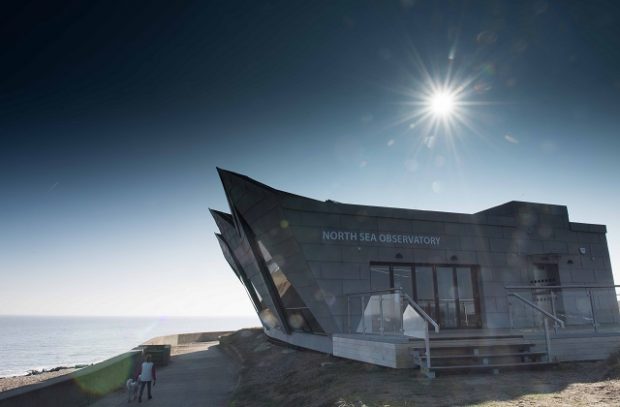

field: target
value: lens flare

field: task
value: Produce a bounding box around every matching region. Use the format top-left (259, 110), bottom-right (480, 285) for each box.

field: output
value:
top-left (429, 91), bottom-right (455, 117)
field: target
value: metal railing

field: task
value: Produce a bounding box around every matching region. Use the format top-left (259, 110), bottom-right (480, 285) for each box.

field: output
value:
top-left (506, 285), bottom-right (620, 333)
top-left (345, 288), bottom-right (440, 369)
top-left (507, 292), bottom-right (565, 360)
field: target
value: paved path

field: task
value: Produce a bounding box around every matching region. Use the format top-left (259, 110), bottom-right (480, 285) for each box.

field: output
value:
top-left (90, 342), bottom-right (239, 407)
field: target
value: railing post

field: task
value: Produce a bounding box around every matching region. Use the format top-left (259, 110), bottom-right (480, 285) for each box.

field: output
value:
top-left (508, 296), bottom-right (514, 329)
top-left (399, 291), bottom-right (404, 336)
top-left (425, 322), bottom-right (431, 369)
top-left (347, 296), bottom-right (351, 334)
top-left (544, 318), bottom-right (552, 362)
top-left (379, 295), bottom-right (384, 335)
top-left (361, 295), bottom-right (366, 335)
top-left (588, 288), bottom-right (598, 332)
top-left (550, 290), bottom-right (559, 334)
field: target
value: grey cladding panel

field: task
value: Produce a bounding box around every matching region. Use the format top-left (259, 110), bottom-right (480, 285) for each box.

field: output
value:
top-left (590, 244), bottom-right (611, 258)
top-left (489, 238), bottom-right (514, 253)
top-left (486, 216), bottom-right (516, 227)
top-left (542, 241), bottom-right (568, 254)
top-left (411, 220), bottom-right (446, 234)
top-left (244, 198), bottom-right (280, 226)
top-left (444, 250), bottom-right (478, 265)
top-left (460, 236), bottom-right (489, 251)
top-left (261, 237), bottom-right (301, 260)
top-left (377, 218), bottom-right (413, 233)
top-left (340, 214), bottom-right (378, 230)
top-left (436, 235), bottom-right (461, 251)
top-left (517, 239), bottom-right (544, 254)
top-left (300, 211), bottom-right (341, 228)
top-left (302, 244), bottom-right (341, 262)
top-left (477, 225), bottom-right (506, 238)
top-left (289, 226), bottom-right (322, 244)
top-left (570, 222), bottom-right (592, 232)
top-left (281, 195), bottom-right (325, 211)
top-left (445, 223), bottom-right (477, 236)
top-left (411, 248), bottom-right (447, 263)
top-left (478, 252), bottom-right (508, 267)
top-left (378, 247), bottom-right (414, 262)
top-left (341, 245), bottom-right (379, 262)
top-left (342, 280), bottom-right (371, 294)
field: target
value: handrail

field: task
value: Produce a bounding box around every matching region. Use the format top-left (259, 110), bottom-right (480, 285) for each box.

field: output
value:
top-left (344, 288), bottom-right (440, 333)
top-left (345, 288), bottom-right (439, 372)
top-left (402, 292), bottom-right (440, 333)
top-left (505, 284), bottom-right (620, 290)
top-left (505, 284), bottom-right (619, 333)
top-left (507, 291), bottom-right (566, 362)
top-left (507, 292), bottom-right (565, 328)
top-left (345, 287), bottom-right (402, 297)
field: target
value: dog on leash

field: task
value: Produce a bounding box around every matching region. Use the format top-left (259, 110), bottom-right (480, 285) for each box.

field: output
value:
top-left (126, 376), bottom-right (140, 403)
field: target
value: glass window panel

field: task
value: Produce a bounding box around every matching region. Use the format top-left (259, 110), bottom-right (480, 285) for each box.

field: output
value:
top-left (436, 267), bottom-right (456, 299)
top-left (393, 266), bottom-right (413, 299)
top-left (456, 267), bottom-right (474, 299)
top-left (415, 266), bottom-right (434, 301)
top-left (251, 281), bottom-right (263, 304)
top-left (370, 265), bottom-right (391, 292)
top-left (257, 240), bottom-right (325, 333)
top-left (439, 301), bottom-right (458, 328)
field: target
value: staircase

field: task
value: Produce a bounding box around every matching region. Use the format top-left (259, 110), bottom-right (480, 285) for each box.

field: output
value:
top-left (411, 333), bottom-right (555, 378)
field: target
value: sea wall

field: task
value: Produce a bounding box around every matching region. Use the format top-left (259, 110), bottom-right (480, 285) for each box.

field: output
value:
top-left (0, 330), bottom-right (234, 407)
top-left (0, 350), bottom-right (142, 407)
top-left (142, 331), bottom-right (233, 346)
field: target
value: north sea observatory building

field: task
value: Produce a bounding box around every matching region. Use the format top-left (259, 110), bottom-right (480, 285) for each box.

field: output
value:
top-left (211, 169), bottom-right (620, 376)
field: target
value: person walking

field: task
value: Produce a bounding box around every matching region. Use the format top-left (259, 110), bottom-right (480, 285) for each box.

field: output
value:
top-left (136, 353), bottom-right (157, 403)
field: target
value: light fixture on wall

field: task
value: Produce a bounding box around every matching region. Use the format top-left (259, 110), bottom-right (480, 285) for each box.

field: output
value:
top-left (395, 253), bottom-right (403, 259)
top-left (450, 255), bottom-right (458, 261)
top-left (567, 259), bottom-right (574, 265)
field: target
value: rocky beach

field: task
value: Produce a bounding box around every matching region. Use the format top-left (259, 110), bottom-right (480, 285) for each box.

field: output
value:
top-left (0, 367), bottom-right (78, 393)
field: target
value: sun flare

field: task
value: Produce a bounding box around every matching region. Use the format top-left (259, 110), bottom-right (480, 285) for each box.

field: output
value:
top-left (429, 91), bottom-right (455, 117)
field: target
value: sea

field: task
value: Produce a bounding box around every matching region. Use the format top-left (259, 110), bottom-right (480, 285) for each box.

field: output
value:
top-left (0, 315), bottom-right (259, 377)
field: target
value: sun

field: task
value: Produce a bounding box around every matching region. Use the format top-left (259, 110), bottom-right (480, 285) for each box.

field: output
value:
top-left (389, 48), bottom-right (492, 154)
top-left (429, 91), bottom-right (455, 117)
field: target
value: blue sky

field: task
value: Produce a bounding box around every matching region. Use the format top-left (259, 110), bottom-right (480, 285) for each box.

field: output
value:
top-left (1, 0), bottom-right (619, 316)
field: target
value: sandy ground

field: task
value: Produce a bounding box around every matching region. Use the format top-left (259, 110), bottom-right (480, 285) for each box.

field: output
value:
top-left (0, 344), bottom-right (199, 394)
top-left (221, 328), bottom-right (620, 407)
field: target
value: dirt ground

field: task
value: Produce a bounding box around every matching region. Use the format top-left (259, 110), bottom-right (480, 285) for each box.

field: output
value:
top-left (220, 328), bottom-right (620, 407)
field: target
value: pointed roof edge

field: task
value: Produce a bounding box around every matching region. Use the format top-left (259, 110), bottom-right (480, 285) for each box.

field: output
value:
top-left (216, 167), bottom-right (324, 204)
top-left (209, 208), bottom-right (234, 223)
top-left (215, 169), bottom-right (595, 225)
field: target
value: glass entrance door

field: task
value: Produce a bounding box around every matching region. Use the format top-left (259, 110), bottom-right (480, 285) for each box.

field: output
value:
top-left (414, 266), bottom-right (436, 321)
top-left (432, 265), bottom-right (481, 328)
top-left (368, 263), bottom-right (482, 329)
top-left (436, 266), bottom-right (458, 328)
top-left (455, 267), bottom-right (481, 328)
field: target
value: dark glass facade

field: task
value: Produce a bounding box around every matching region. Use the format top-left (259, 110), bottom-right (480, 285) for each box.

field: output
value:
top-left (258, 241), bottom-right (325, 334)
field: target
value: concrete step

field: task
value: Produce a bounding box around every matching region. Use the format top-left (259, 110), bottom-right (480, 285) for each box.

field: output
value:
top-left (415, 351), bottom-right (547, 360)
top-left (410, 338), bottom-right (535, 349)
top-left (425, 361), bottom-right (555, 372)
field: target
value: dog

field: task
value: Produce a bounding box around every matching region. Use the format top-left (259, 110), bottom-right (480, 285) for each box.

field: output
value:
top-left (126, 377), bottom-right (140, 403)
